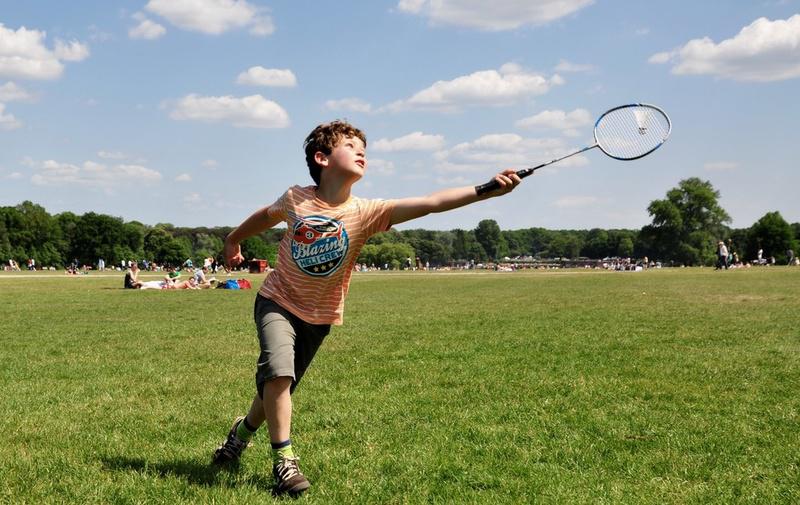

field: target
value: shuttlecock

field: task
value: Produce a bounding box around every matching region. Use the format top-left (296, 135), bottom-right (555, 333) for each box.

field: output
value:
top-left (634, 108), bottom-right (650, 135)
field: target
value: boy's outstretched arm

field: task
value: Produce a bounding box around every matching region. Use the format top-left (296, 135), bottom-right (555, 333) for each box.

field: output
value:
top-left (225, 204), bottom-right (282, 267)
top-left (390, 169), bottom-right (521, 226)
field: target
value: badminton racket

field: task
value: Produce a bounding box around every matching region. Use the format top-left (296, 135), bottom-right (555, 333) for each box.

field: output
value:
top-left (475, 103), bottom-right (672, 195)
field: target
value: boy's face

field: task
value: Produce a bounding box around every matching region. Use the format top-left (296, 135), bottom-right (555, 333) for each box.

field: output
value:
top-left (320, 135), bottom-right (366, 181)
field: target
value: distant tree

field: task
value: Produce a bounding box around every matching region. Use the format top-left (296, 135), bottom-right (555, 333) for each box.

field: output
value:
top-left (358, 242), bottom-right (415, 268)
top-left (71, 212), bottom-right (128, 266)
top-left (121, 222), bottom-right (146, 260)
top-left (641, 178), bottom-right (730, 265)
top-left (193, 233), bottom-right (224, 263)
top-left (144, 227), bottom-right (191, 266)
top-left (617, 236), bottom-right (634, 258)
top-left (474, 219), bottom-right (507, 260)
top-left (528, 228), bottom-right (554, 257)
top-left (582, 229), bottom-right (609, 258)
top-left (748, 212), bottom-right (798, 264)
top-left (0, 219), bottom-right (10, 261)
top-left (241, 236), bottom-right (275, 263)
top-left (55, 212), bottom-right (80, 262)
top-left (367, 229), bottom-right (405, 245)
top-left (548, 232), bottom-right (583, 259)
top-left (727, 228), bottom-right (750, 262)
top-left (503, 229), bottom-right (533, 257)
top-left (452, 228), bottom-right (485, 262)
top-left (400, 229), bottom-right (453, 266)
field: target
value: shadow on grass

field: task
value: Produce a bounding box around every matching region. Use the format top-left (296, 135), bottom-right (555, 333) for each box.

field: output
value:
top-left (100, 455), bottom-right (274, 491)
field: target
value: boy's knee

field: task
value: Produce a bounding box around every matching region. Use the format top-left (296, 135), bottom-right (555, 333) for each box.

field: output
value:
top-left (263, 375), bottom-right (293, 395)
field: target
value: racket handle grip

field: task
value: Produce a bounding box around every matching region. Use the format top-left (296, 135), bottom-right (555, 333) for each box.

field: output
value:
top-left (474, 168), bottom-right (534, 196)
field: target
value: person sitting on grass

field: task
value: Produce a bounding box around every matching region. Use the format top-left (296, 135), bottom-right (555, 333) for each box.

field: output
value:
top-left (124, 262), bottom-right (143, 289)
top-left (211, 120), bottom-right (522, 496)
top-left (193, 266), bottom-right (215, 288)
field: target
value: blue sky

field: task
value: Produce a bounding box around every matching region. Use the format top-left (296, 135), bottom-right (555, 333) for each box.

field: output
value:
top-left (1, 1), bottom-right (799, 231)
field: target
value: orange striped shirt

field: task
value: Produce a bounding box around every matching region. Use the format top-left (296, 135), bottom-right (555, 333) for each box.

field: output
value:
top-left (259, 185), bottom-right (395, 325)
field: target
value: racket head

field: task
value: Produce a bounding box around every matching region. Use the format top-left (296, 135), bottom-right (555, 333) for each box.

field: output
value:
top-left (593, 103), bottom-right (671, 160)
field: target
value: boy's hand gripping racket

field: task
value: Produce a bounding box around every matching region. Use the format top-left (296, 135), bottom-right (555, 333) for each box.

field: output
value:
top-left (475, 103), bottom-right (672, 195)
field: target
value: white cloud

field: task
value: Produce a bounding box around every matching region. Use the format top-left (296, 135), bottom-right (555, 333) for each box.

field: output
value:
top-left (635, 27), bottom-right (650, 36)
top-left (386, 63), bottom-right (563, 112)
top-left (367, 159), bottom-right (396, 176)
top-left (397, 0), bottom-right (426, 13)
top-left (649, 14), bottom-right (800, 81)
top-left (0, 24), bottom-right (89, 80)
top-left (54, 40), bottom-right (90, 61)
top-left (0, 103), bottom-right (22, 130)
top-left (31, 160), bottom-right (162, 187)
top-left (202, 159), bottom-right (218, 170)
top-left (553, 195), bottom-right (602, 208)
top-left (184, 192), bottom-right (202, 204)
top-left (97, 150), bottom-right (126, 160)
top-left (175, 173), bottom-right (192, 182)
top-left (434, 133), bottom-right (588, 177)
top-left (146, 0), bottom-right (274, 36)
top-left (704, 161), bottom-right (738, 172)
top-left (6, 171), bottom-right (23, 180)
top-left (554, 59), bottom-right (594, 73)
top-left (396, 0), bottom-right (594, 31)
top-left (515, 108), bottom-right (592, 137)
top-left (325, 97), bottom-right (372, 113)
top-left (0, 82), bottom-right (33, 102)
top-left (0, 81), bottom-right (33, 102)
top-left (169, 94), bottom-right (290, 128)
top-left (236, 66), bottom-right (297, 87)
top-left (129, 13), bottom-right (167, 40)
top-left (373, 132), bottom-right (445, 152)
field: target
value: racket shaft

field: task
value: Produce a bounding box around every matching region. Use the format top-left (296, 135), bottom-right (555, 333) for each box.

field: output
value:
top-left (474, 145), bottom-right (595, 196)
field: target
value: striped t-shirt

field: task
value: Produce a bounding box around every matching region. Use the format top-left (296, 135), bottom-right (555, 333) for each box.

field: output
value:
top-left (259, 185), bottom-right (395, 325)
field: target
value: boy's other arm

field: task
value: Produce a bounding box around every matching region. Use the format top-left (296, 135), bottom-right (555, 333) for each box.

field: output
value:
top-left (390, 169), bottom-right (521, 226)
top-left (225, 205), bottom-right (282, 267)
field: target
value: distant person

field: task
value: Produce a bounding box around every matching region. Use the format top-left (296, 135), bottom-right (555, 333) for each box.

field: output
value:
top-left (170, 277), bottom-right (199, 289)
top-left (124, 263), bottom-right (143, 289)
top-left (757, 248), bottom-right (764, 265)
top-left (788, 249), bottom-right (795, 266)
top-left (98, 258), bottom-right (105, 271)
top-left (210, 120), bottom-right (521, 495)
top-left (716, 241), bottom-right (728, 270)
top-left (193, 266), bottom-right (214, 288)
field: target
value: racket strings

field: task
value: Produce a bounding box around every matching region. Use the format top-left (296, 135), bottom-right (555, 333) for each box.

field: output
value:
top-left (595, 106), bottom-right (670, 160)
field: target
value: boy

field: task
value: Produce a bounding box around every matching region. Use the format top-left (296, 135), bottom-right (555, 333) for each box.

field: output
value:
top-left (213, 120), bottom-right (521, 495)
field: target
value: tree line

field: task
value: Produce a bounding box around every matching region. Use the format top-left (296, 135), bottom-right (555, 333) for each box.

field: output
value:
top-left (2, 178), bottom-right (798, 270)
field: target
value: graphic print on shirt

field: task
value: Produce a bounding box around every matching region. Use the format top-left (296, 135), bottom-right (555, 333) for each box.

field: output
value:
top-left (291, 215), bottom-right (349, 276)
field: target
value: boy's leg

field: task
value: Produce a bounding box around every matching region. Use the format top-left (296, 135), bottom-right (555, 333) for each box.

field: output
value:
top-left (245, 393), bottom-right (266, 428)
top-left (233, 376), bottom-right (293, 444)
top-left (262, 376), bottom-right (293, 443)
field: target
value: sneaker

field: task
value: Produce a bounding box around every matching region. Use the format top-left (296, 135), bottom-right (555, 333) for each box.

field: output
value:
top-left (273, 456), bottom-right (311, 495)
top-left (212, 416), bottom-right (251, 464)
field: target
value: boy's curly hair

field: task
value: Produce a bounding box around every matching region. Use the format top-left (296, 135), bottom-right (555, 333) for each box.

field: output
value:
top-left (304, 120), bottom-right (367, 185)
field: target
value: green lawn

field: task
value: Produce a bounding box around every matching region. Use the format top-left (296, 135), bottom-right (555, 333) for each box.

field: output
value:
top-left (1, 268), bottom-right (798, 504)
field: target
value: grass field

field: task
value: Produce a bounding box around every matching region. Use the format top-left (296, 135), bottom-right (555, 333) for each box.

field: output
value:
top-left (1, 268), bottom-right (798, 504)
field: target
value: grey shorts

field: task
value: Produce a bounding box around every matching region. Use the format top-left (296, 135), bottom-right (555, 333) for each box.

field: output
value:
top-left (254, 295), bottom-right (330, 396)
